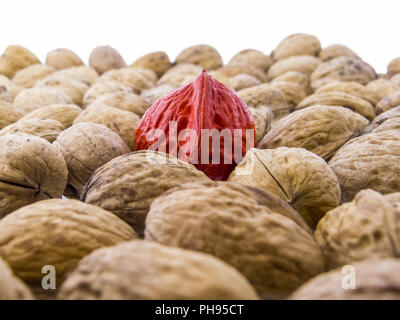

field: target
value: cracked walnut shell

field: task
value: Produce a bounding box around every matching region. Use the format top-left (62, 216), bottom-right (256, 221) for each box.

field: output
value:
top-left (229, 148), bottom-right (341, 228)
top-left (0, 134), bottom-right (68, 218)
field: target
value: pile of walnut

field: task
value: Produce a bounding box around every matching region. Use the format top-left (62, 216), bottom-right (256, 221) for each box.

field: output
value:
top-left (1, 34), bottom-right (400, 300)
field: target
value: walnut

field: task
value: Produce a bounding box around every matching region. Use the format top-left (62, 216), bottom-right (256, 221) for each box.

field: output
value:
top-left (81, 150), bottom-right (210, 237)
top-left (229, 147), bottom-right (340, 228)
top-left (0, 134), bottom-right (68, 218)
top-left (315, 189), bottom-right (400, 269)
top-left (145, 181), bottom-right (324, 298)
top-left (54, 122), bottom-right (130, 194)
top-left (259, 106), bottom-right (368, 160)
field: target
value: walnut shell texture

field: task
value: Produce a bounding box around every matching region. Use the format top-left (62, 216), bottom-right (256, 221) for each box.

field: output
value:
top-left (58, 240), bottom-right (258, 300)
top-left (0, 118), bottom-right (65, 142)
top-left (73, 103), bottom-right (140, 150)
top-left (273, 33), bottom-right (321, 61)
top-left (229, 148), bottom-right (340, 228)
top-left (315, 189), bottom-right (400, 269)
top-left (90, 91), bottom-right (150, 117)
top-left (89, 45), bottom-right (127, 75)
top-left (176, 44), bottom-right (222, 70)
top-left (12, 64), bottom-right (55, 88)
top-left (228, 49), bottom-right (272, 74)
top-left (0, 257), bottom-right (34, 300)
top-left (0, 134), bottom-right (68, 218)
top-left (54, 122), bottom-right (130, 194)
top-left (0, 199), bottom-right (137, 287)
top-left (289, 258), bottom-right (400, 300)
top-left (329, 131), bottom-right (400, 202)
top-left (259, 106), bottom-right (368, 160)
top-left (13, 87), bottom-right (73, 114)
top-left (130, 51), bottom-right (171, 78)
top-left (238, 84), bottom-right (290, 119)
top-left (81, 150), bottom-right (210, 237)
top-left (45, 48), bottom-right (84, 70)
top-left (145, 181), bottom-right (324, 298)
top-left (267, 55), bottom-right (321, 80)
top-left (19, 104), bottom-right (82, 128)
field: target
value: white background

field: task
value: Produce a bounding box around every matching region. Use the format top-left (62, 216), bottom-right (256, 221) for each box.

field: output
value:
top-left (1, 0), bottom-right (399, 74)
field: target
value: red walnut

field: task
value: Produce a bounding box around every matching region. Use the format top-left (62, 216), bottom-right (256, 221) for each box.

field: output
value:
top-left (135, 70), bottom-right (255, 180)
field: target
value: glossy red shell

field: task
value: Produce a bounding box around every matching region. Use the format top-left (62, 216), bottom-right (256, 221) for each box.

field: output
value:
top-left (135, 70), bottom-right (256, 181)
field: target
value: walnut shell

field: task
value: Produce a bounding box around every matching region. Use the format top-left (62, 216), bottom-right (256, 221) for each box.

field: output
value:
top-left (81, 150), bottom-right (210, 237)
top-left (36, 74), bottom-right (89, 106)
top-left (89, 45), bottom-right (126, 75)
top-left (0, 199), bottom-right (137, 288)
top-left (140, 84), bottom-right (174, 105)
top-left (12, 64), bottom-right (55, 88)
top-left (375, 90), bottom-right (400, 114)
top-left (45, 48), bottom-right (84, 70)
top-left (229, 148), bottom-right (340, 228)
top-left (329, 131), bottom-right (400, 202)
top-left (272, 33), bottom-right (321, 61)
top-left (259, 106), bottom-right (368, 160)
top-left (271, 71), bottom-right (311, 93)
top-left (217, 65), bottom-right (268, 82)
top-left (0, 86), bottom-right (12, 102)
top-left (52, 66), bottom-right (99, 86)
top-left (157, 63), bottom-right (203, 87)
top-left (0, 257), bottom-right (34, 300)
top-left (0, 101), bottom-right (23, 129)
top-left (0, 134), bottom-right (68, 218)
top-left (82, 80), bottom-right (133, 107)
top-left (315, 81), bottom-right (380, 106)
top-left (73, 103), bottom-right (139, 150)
top-left (366, 79), bottom-right (400, 101)
top-left (19, 104), bottom-right (82, 128)
top-left (270, 81), bottom-right (307, 107)
top-left (363, 106), bottom-right (400, 134)
top-left (289, 258), bottom-right (400, 300)
top-left (296, 91), bottom-right (376, 120)
top-left (175, 44), bottom-right (222, 70)
top-left (13, 87), bottom-right (73, 114)
top-left (388, 57), bottom-right (400, 76)
top-left (0, 118), bottom-right (64, 142)
top-left (89, 91), bottom-right (149, 117)
top-left (0, 45), bottom-right (40, 78)
top-left (145, 181), bottom-right (324, 298)
top-left (58, 240), bottom-right (258, 300)
top-left (0, 75), bottom-right (22, 99)
top-left (54, 122), bottom-right (130, 194)
top-left (391, 73), bottom-right (400, 85)
top-left (315, 189), bottom-right (400, 269)
top-left (230, 74), bottom-right (261, 91)
top-left (318, 44), bottom-right (358, 62)
top-left (249, 106), bottom-right (273, 144)
top-left (97, 68), bottom-right (154, 94)
top-left (228, 49), bottom-right (272, 74)
top-left (237, 83), bottom-right (290, 119)
top-left (267, 55), bottom-right (321, 80)
top-left (311, 56), bottom-right (377, 90)
top-left (130, 51), bottom-right (171, 78)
